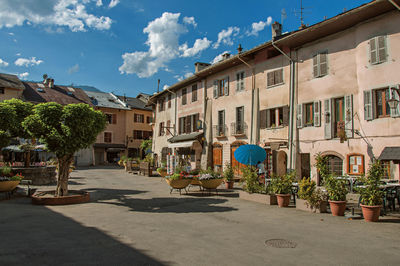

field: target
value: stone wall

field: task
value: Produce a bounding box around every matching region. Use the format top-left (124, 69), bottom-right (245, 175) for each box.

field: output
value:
top-left (12, 166), bottom-right (57, 185)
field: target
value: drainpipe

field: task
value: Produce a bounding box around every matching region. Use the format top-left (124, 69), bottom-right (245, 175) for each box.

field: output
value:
top-left (388, 0), bottom-right (400, 11)
top-left (271, 40), bottom-right (296, 171)
top-left (238, 56), bottom-right (256, 144)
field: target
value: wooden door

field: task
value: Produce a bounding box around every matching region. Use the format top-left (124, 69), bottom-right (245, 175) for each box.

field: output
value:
top-left (213, 147), bottom-right (223, 174)
top-left (276, 151), bottom-right (287, 176)
top-left (231, 146), bottom-right (245, 176)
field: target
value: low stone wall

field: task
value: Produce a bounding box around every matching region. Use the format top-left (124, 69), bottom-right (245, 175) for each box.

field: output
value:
top-left (12, 166), bottom-right (57, 185)
top-left (239, 191), bottom-right (277, 205)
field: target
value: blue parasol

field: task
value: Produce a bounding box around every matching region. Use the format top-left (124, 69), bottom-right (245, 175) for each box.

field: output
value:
top-left (234, 144), bottom-right (266, 166)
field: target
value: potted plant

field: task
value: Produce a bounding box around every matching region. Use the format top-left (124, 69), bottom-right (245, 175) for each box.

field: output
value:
top-left (157, 162), bottom-right (167, 177)
top-left (199, 168), bottom-right (223, 189)
top-left (223, 163), bottom-right (234, 189)
top-left (0, 165), bottom-right (24, 192)
top-left (356, 161), bottom-right (384, 222)
top-left (297, 178), bottom-right (328, 213)
top-left (270, 171), bottom-right (295, 207)
top-left (325, 175), bottom-right (348, 216)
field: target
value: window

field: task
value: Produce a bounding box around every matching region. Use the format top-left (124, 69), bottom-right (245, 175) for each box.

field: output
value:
top-left (158, 99), bottom-right (165, 112)
top-left (105, 114), bottom-right (117, 124)
top-left (333, 97), bottom-right (345, 138)
top-left (235, 106), bottom-right (244, 134)
top-left (375, 88), bottom-right (390, 118)
top-left (313, 52), bottom-right (328, 78)
top-left (134, 114), bottom-right (144, 123)
top-left (326, 155), bottom-right (343, 176)
top-left (146, 116), bottom-right (151, 124)
top-left (364, 87), bottom-right (400, 120)
top-left (236, 71), bottom-right (245, 91)
top-left (0, 88), bottom-right (4, 94)
top-left (304, 103), bottom-right (314, 127)
top-left (182, 88), bottom-right (187, 105)
top-left (213, 76), bottom-right (229, 98)
top-left (347, 154), bottom-right (364, 175)
top-left (297, 102), bottom-right (321, 129)
top-left (166, 120), bottom-right (171, 136)
top-left (267, 69), bottom-right (283, 87)
top-left (179, 113), bottom-right (200, 134)
top-left (133, 130), bottom-right (143, 139)
top-left (159, 122), bottom-right (164, 136)
top-left (370, 36), bottom-right (387, 65)
top-left (104, 132), bottom-right (112, 143)
top-left (217, 110), bottom-right (225, 136)
top-left (168, 94), bottom-right (172, 108)
top-left (381, 161), bottom-right (391, 179)
top-left (260, 106), bottom-right (289, 129)
top-left (192, 84), bottom-right (197, 102)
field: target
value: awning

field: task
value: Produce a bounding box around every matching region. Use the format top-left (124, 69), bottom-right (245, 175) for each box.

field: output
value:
top-left (378, 147), bottom-right (400, 161)
top-left (107, 148), bottom-right (126, 152)
top-left (168, 140), bottom-right (197, 149)
top-left (93, 143), bottom-right (126, 149)
top-left (1, 145), bottom-right (23, 152)
top-left (167, 132), bottom-right (203, 143)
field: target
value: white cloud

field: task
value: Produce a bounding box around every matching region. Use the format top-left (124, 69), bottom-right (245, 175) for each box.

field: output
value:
top-left (68, 63), bottom-right (80, 74)
top-left (119, 12), bottom-right (209, 78)
top-left (0, 58), bottom-right (9, 67)
top-left (0, 0), bottom-right (112, 32)
top-left (183, 16), bottom-right (197, 27)
top-left (96, 0), bottom-right (103, 6)
top-left (162, 85), bottom-right (169, 91)
top-left (16, 53), bottom-right (21, 56)
top-left (18, 72), bottom-right (29, 79)
top-left (247, 16), bottom-right (272, 36)
top-left (15, 57), bottom-right (43, 67)
top-left (179, 37), bottom-right (211, 57)
top-left (211, 50), bottom-right (230, 64)
top-left (8, 32), bottom-right (14, 36)
top-left (174, 72), bottom-right (193, 81)
top-left (108, 0), bottom-right (119, 8)
top-left (184, 72), bottom-right (193, 78)
top-left (213, 26), bottom-right (240, 49)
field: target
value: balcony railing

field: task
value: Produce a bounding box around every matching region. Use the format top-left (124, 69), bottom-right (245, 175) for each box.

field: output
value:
top-left (231, 122), bottom-right (247, 136)
top-left (213, 124), bottom-right (227, 137)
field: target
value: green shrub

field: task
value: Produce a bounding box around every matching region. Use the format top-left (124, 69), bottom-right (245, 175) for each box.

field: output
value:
top-left (298, 178), bottom-right (316, 200)
top-left (325, 175), bottom-right (348, 201)
top-left (241, 166), bottom-right (264, 193)
top-left (357, 161), bottom-right (384, 206)
top-left (0, 165), bottom-right (12, 176)
top-left (223, 163), bottom-right (234, 182)
top-left (270, 171), bottom-right (295, 195)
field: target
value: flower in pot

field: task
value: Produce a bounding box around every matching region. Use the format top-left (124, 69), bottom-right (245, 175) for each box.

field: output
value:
top-left (325, 175), bottom-right (348, 216)
top-left (298, 178), bottom-right (327, 213)
top-left (199, 168), bottom-right (223, 189)
top-left (165, 173), bottom-right (192, 190)
top-left (223, 163), bottom-right (234, 189)
top-left (356, 161), bottom-right (384, 222)
top-left (270, 171), bottom-right (295, 207)
top-left (0, 166), bottom-right (23, 192)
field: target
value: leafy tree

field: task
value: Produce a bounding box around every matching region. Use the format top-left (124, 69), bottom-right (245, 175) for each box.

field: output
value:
top-left (0, 102), bottom-right (17, 149)
top-left (23, 103), bottom-right (106, 196)
top-left (140, 139), bottom-right (152, 153)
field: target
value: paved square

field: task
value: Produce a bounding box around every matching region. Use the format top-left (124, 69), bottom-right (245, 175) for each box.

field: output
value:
top-left (1, 167), bottom-right (400, 265)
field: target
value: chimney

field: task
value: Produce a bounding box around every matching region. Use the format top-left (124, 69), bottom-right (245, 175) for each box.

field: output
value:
top-left (237, 44), bottom-right (243, 54)
top-left (271, 21), bottom-right (282, 39)
top-left (49, 78), bottom-right (54, 88)
top-left (195, 62), bottom-right (211, 73)
top-left (222, 53), bottom-right (230, 60)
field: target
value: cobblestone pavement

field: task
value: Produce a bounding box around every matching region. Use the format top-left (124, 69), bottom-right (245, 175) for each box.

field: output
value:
top-left (1, 166), bottom-right (400, 265)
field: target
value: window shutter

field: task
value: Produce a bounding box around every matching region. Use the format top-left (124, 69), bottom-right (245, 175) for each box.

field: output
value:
top-left (224, 76), bottom-right (229, 96)
top-left (282, 105), bottom-right (289, 126)
top-left (112, 114), bottom-right (117, 124)
top-left (213, 80), bottom-right (218, 98)
top-left (266, 109), bottom-right (271, 128)
top-left (267, 72), bottom-right (274, 87)
top-left (319, 53), bottom-right (328, 76)
top-left (313, 101), bottom-right (321, 127)
top-left (313, 55), bottom-right (318, 78)
top-left (324, 99), bottom-right (332, 139)
top-left (296, 104), bottom-right (303, 128)
top-left (276, 69), bottom-right (283, 84)
top-left (363, 90), bottom-right (373, 120)
top-left (260, 109), bottom-right (267, 129)
top-left (344, 95), bottom-right (353, 138)
top-left (370, 38), bottom-right (378, 64)
top-left (186, 116), bottom-right (191, 133)
top-left (377, 36), bottom-right (387, 63)
top-left (241, 72), bottom-right (245, 90)
top-left (236, 73), bottom-right (240, 91)
top-left (390, 86), bottom-right (400, 117)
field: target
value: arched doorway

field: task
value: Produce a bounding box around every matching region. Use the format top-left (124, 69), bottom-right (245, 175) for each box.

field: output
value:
top-left (231, 141), bottom-right (247, 176)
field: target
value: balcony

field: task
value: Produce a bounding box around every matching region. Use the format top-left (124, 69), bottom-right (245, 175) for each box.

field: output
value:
top-left (231, 122), bottom-right (247, 137)
top-left (213, 124), bottom-right (227, 138)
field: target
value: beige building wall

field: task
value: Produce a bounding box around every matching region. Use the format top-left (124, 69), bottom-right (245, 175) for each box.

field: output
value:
top-left (125, 108), bottom-right (153, 152)
top-left (0, 88), bottom-right (23, 101)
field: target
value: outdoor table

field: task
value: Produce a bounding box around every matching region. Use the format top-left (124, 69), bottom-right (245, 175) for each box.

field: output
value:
top-left (334, 176), bottom-right (357, 192)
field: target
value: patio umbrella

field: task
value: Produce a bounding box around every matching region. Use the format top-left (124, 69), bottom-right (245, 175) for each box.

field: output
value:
top-left (233, 144), bottom-right (266, 166)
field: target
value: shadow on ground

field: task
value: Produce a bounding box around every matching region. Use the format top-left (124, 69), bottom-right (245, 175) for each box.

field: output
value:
top-left (0, 199), bottom-right (165, 265)
top-left (85, 188), bottom-right (148, 201)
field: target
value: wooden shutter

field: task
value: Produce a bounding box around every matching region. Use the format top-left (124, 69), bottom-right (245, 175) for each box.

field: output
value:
top-left (112, 114), bottom-right (117, 124)
top-left (282, 105), bottom-right (289, 126)
top-left (344, 95), bottom-right (353, 138)
top-left (240, 72), bottom-right (245, 90)
top-left (266, 109), bottom-right (271, 128)
top-left (319, 53), bottom-right (328, 76)
top-left (390, 86), bottom-right (400, 117)
top-left (236, 73), bottom-right (240, 91)
top-left (186, 115), bottom-right (191, 133)
top-left (267, 72), bottom-right (274, 87)
top-left (260, 109), bottom-right (267, 129)
top-left (313, 101), bottom-right (321, 127)
top-left (324, 99), bottom-right (332, 139)
top-left (296, 104), bottom-right (303, 128)
top-left (313, 55), bottom-right (318, 78)
top-left (370, 38), bottom-right (378, 64)
top-left (213, 147), bottom-right (222, 166)
top-left (377, 36), bottom-right (387, 63)
top-left (224, 76), bottom-right (229, 96)
top-left (363, 90), bottom-right (373, 120)
top-left (213, 80), bottom-right (218, 98)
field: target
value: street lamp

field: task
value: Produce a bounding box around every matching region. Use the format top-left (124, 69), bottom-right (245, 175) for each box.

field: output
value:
top-left (388, 87), bottom-right (400, 112)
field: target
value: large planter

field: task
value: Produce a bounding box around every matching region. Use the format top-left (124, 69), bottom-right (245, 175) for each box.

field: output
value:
top-left (361, 204), bottom-right (381, 222)
top-left (0, 180), bottom-right (20, 192)
top-left (139, 162), bottom-right (152, 176)
top-left (296, 198), bottom-right (328, 213)
top-left (31, 190), bottom-right (90, 205)
top-left (157, 169), bottom-right (167, 178)
top-left (199, 178), bottom-right (223, 189)
top-left (276, 194), bottom-right (291, 208)
top-left (225, 181), bottom-right (234, 189)
top-left (329, 200), bottom-right (346, 216)
top-left (11, 166), bottom-right (56, 185)
top-left (239, 191), bottom-right (277, 205)
top-left (165, 179), bottom-right (191, 189)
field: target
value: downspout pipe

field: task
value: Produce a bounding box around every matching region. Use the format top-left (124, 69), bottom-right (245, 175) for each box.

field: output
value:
top-left (271, 40), bottom-right (296, 171)
top-left (388, 0), bottom-right (400, 11)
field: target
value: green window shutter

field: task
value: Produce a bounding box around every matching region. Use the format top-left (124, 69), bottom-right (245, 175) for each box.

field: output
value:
top-left (363, 90), bottom-right (373, 120)
top-left (313, 101), bottom-right (321, 127)
top-left (319, 53), bottom-right (328, 76)
top-left (370, 38), bottom-right (378, 64)
top-left (236, 73), bottom-right (240, 91)
top-left (344, 95), bottom-right (353, 138)
top-left (377, 36), bottom-right (387, 63)
top-left (282, 105), bottom-right (289, 126)
top-left (224, 76), bottom-right (229, 96)
top-left (324, 99), bottom-right (332, 139)
top-left (266, 109), bottom-right (271, 128)
top-left (267, 72), bottom-right (274, 87)
top-left (296, 104), bottom-right (303, 128)
top-left (313, 55), bottom-right (319, 78)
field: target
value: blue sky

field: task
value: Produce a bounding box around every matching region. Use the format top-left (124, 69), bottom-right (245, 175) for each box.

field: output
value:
top-left (0, 0), bottom-right (370, 97)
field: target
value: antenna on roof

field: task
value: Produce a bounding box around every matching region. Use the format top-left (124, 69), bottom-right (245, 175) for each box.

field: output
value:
top-left (293, 0), bottom-right (312, 29)
top-left (281, 8), bottom-right (287, 25)
top-left (157, 79), bottom-right (160, 93)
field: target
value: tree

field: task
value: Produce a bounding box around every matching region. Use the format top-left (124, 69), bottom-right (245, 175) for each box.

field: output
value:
top-left (23, 103), bottom-right (106, 196)
top-left (0, 102), bottom-right (16, 149)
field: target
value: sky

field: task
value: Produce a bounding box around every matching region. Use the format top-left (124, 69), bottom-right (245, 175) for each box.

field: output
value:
top-left (0, 0), bottom-right (371, 97)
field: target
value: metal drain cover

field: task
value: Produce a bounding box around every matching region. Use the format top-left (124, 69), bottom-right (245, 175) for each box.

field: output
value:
top-left (265, 239), bottom-right (297, 248)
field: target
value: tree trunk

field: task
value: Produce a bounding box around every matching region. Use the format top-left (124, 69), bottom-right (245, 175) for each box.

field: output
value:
top-left (24, 151), bottom-right (31, 168)
top-left (56, 155), bottom-right (73, 196)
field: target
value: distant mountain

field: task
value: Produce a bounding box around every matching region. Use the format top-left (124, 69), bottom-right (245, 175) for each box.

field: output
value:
top-left (75, 85), bottom-right (102, 92)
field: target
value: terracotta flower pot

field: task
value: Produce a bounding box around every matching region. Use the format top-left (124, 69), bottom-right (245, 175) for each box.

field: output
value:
top-left (361, 204), bottom-right (381, 222)
top-left (276, 194), bottom-right (291, 207)
top-left (225, 181), bottom-right (234, 189)
top-left (329, 200), bottom-right (346, 216)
